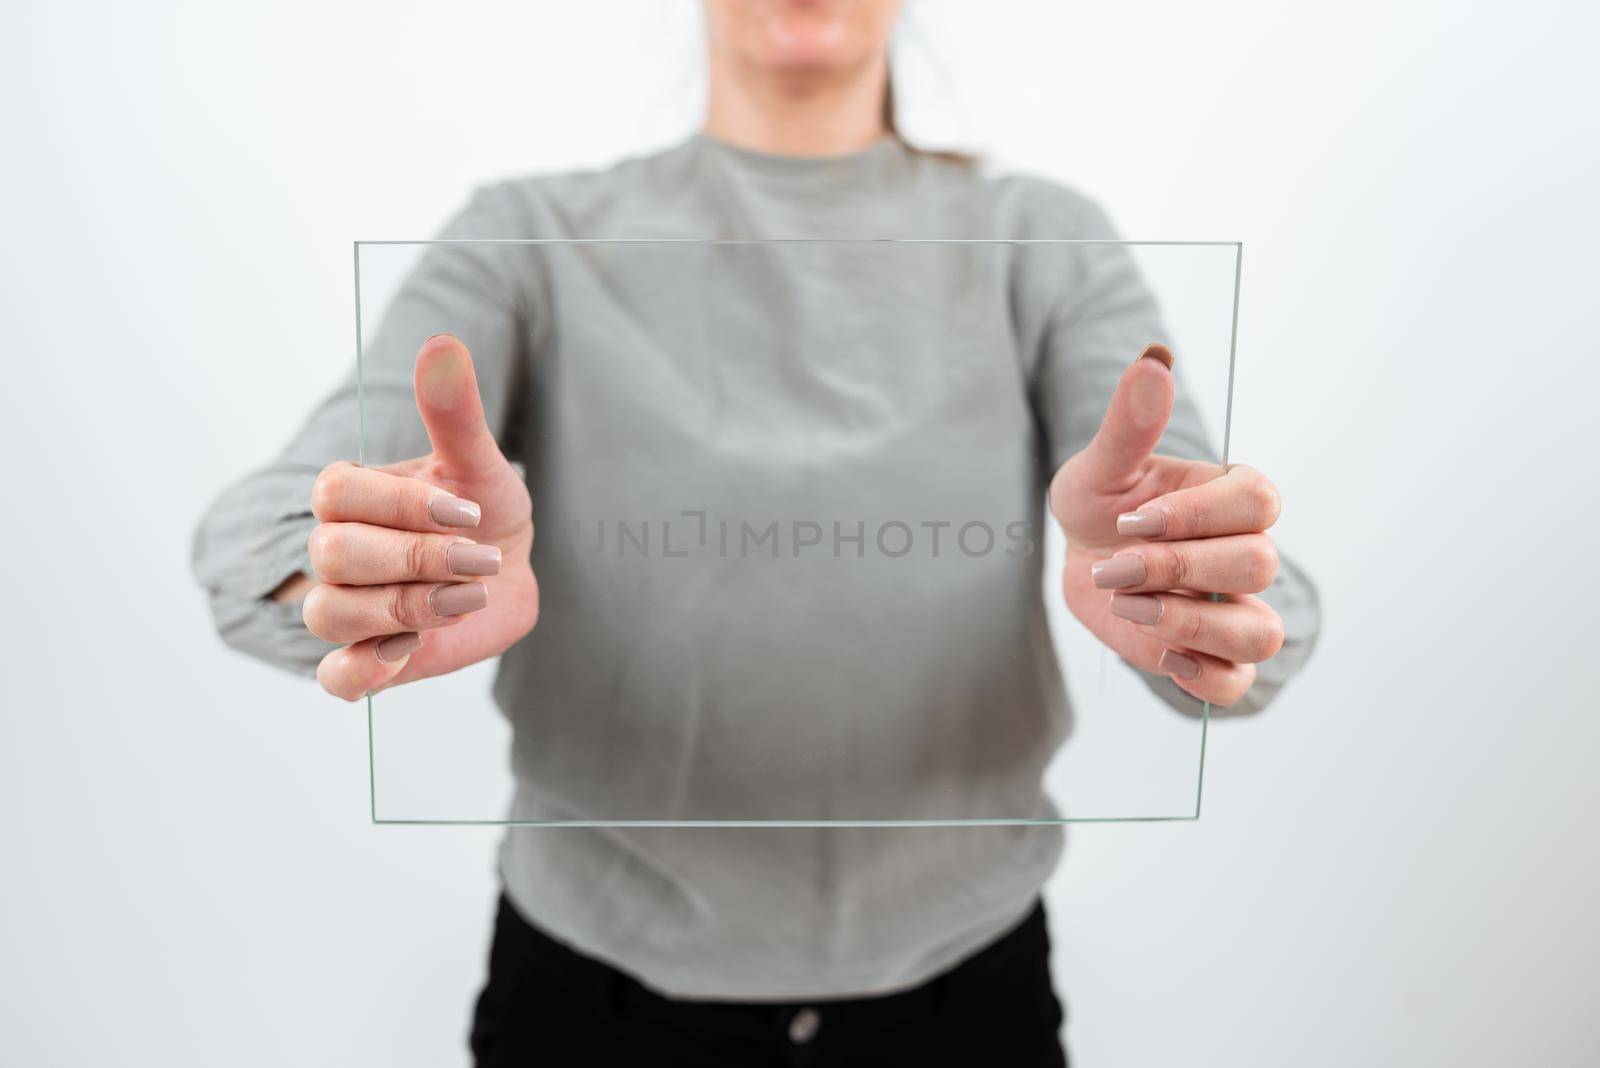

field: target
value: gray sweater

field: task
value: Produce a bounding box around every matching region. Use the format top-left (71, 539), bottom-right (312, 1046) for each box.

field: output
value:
top-left (193, 133), bottom-right (1319, 1000)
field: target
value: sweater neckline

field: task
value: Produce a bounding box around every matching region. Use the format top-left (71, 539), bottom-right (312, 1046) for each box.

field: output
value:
top-left (689, 131), bottom-right (906, 179)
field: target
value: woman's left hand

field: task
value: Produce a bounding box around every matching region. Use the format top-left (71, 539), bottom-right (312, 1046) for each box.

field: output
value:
top-left (1049, 343), bottom-right (1285, 706)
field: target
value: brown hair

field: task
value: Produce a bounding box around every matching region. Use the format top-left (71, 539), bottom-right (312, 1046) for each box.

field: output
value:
top-left (881, 64), bottom-right (976, 165)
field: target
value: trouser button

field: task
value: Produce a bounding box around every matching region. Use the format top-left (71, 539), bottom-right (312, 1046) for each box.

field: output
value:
top-left (787, 1007), bottom-right (821, 1045)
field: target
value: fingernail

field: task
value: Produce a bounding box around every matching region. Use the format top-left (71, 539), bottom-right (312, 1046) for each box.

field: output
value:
top-left (1117, 508), bottom-right (1167, 537)
top-left (447, 543), bottom-right (501, 576)
top-left (430, 582), bottom-right (488, 617)
top-left (1110, 592), bottom-right (1163, 625)
top-left (375, 632), bottom-right (421, 663)
top-left (1159, 649), bottom-right (1201, 680)
top-left (429, 495), bottom-right (481, 528)
top-left (1092, 554), bottom-right (1146, 589)
top-left (1138, 343), bottom-right (1174, 369)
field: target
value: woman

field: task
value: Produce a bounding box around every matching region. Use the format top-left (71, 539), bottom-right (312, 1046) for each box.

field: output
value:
top-left (194, 1), bottom-right (1319, 1063)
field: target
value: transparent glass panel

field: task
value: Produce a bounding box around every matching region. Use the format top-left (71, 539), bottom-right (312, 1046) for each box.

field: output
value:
top-left (354, 238), bottom-right (1240, 825)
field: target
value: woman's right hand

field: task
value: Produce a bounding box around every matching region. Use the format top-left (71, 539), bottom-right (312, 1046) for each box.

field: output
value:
top-left (296, 334), bottom-right (539, 700)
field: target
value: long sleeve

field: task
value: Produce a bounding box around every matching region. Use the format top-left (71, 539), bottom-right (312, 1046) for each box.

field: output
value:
top-left (190, 184), bottom-right (542, 675)
top-left (1032, 195), bottom-right (1321, 716)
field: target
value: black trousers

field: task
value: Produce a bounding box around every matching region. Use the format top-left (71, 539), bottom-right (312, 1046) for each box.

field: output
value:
top-left (470, 894), bottom-right (1068, 1067)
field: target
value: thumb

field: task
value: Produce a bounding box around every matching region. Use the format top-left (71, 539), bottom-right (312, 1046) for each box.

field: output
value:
top-left (414, 334), bottom-right (504, 476)
top-left (1076, 343), bottom-right (1175, 490)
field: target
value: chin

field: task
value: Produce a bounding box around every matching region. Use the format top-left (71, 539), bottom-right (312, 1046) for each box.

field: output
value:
top-left (728, 0), bottom-right (888, 73)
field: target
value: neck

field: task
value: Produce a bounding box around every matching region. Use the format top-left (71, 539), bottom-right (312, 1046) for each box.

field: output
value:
top-left (702, 52), bottom-right (890, 157)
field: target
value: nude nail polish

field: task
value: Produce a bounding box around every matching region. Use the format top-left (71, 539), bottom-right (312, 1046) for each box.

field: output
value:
top-left (431, 582), bottom-right (488, 617)
top-left (429, 495), bottom-right (482, 528)
top-left (1092, 554), bottom-right (1146, 590)
top-left (447, 543), bottom-right (501, 576)
top-left (1110, 592), bottom-right (1163, 625)
top-left (1138, 343), bottom-right (1174, 369)
top-left (1159, 649), bottom-right (1201, 680)
top-left (376, 632), bottom-right (421, 663)
top-left (1116, 508), bottom-right (1167, 538)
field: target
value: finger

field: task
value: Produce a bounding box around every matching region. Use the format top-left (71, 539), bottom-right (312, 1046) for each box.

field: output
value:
top-left (1162, 648), bottom-right (1257, 707)
top-left (311, 461), bottom-right (482, 531)
top-left (1125, 634), bottom-right (1258, 707)
top-left (1073, 344), bottom-right (1175, 491)
top-left (316, 632), bottom-right (422, 701)
top-left (302, 579), bottom-right (488, 644)
top-left (1115, 463), bottom-right (1281, 541)
top-left (1090, 534), bottom-right (1278, 595)
top-left (1110, 591), bottom-right (1285, 664)
top-left (414, 333), bottom-right (504, 477)
top-left (307, 523), bottom-right (502, 586)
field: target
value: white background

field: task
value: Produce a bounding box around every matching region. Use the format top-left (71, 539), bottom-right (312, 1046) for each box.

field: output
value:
top-left (3, 1), bottom-right (1597, 1064)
